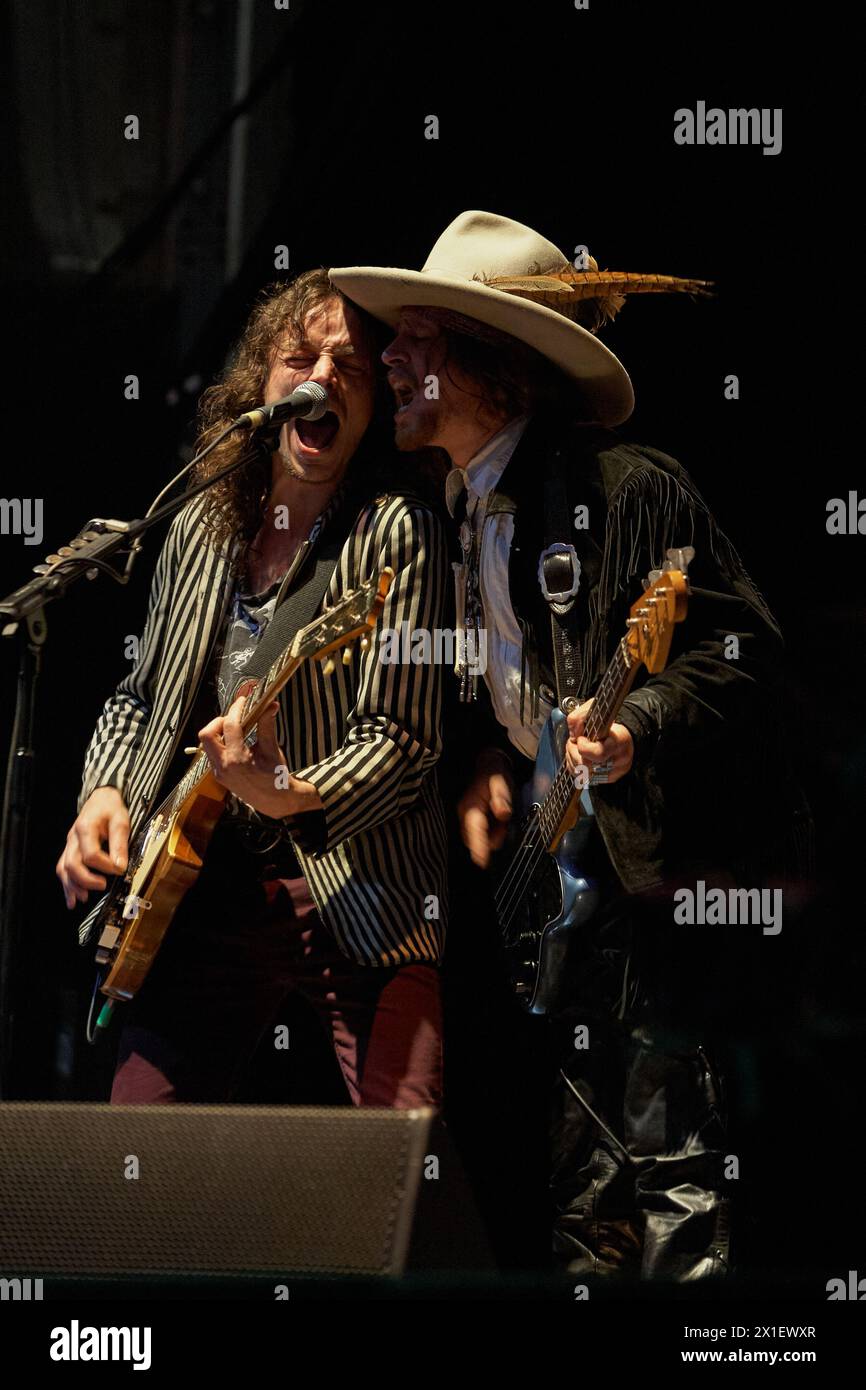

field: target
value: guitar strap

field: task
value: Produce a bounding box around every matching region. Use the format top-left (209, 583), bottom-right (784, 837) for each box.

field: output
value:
top-left (214, 479), bottom-right (382, 867)
top-left (238, 477), bottom-right (371, 686)
top-left (541, 446), bottom-right (584, 706)
top-left (539, 441), bottom-right (632, 1033)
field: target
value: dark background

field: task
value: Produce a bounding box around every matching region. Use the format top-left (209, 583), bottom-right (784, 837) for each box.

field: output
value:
top-left (0, 0), bottom-right (860, 1285)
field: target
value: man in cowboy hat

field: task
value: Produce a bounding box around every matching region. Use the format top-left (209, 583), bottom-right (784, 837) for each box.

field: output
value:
top-left (330, 212), bottom-right (812, 1280)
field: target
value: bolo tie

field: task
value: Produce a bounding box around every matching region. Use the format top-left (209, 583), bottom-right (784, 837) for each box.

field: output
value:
top-left (452, 483), bottom-right (484, 703)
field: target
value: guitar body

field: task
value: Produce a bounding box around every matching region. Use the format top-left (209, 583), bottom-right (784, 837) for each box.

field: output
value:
top-left (500, 709), bottom-right (601, 1016)
top-left (96, 771), bottom-right (227, 1000)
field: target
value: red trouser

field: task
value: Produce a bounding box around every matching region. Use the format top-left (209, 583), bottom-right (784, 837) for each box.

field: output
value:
top-left (110, 849), bottom-right (443, 1110)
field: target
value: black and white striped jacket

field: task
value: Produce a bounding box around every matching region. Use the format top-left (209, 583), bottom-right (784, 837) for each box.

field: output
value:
top-left (77, 488), bottom-right (449, 966)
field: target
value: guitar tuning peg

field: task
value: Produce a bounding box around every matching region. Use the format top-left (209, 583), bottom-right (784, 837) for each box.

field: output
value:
top-left (322, 656), bottom-right (336, 676)
top-left (647, 569), bottom-right (662, 584)
top-left (342, 646), bottom-right (353, 665)
top-left (359, 635), bottom-right (370, 652)
top-left (665, 545), bottom-right (695, 571)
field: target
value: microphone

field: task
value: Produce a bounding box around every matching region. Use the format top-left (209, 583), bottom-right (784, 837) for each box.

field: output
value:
top-left (236, 382), bottom-right (329, 430)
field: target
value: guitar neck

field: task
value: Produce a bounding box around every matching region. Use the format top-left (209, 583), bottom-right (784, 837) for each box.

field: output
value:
top-left (582, 637), bottom-right (638, 742)
top-left (239, 648), bottom-right (303, 738)
top-left (161, 650), bottom-right (305, 825)
top-left (538, 636), bottom-right (638, 850)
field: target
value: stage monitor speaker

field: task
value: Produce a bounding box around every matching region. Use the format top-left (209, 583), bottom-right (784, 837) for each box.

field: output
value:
top-left (0, 1102), bottom-right (491, 1286)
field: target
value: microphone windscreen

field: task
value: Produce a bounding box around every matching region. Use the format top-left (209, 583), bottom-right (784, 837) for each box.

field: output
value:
top-left (294, 382), bottom-right (328, 420)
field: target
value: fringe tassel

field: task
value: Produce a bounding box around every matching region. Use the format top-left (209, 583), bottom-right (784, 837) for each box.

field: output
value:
top-left (789, 810), bottom-right (816, 880)
top-left (582, 456), bottom-right (777, 690)
top-left (518, 616), bottom-right (541, 725)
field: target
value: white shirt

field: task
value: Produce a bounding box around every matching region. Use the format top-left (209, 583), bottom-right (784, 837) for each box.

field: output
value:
top-left (446, 416), bottom-right (555, 760)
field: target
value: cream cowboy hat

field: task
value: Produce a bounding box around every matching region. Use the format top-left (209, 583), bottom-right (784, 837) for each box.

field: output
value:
top-left (330, 210), bottom-right (711, 428)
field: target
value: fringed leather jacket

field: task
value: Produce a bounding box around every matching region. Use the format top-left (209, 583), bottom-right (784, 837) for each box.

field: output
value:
top-left (456, 413), bottom-right (813, 896)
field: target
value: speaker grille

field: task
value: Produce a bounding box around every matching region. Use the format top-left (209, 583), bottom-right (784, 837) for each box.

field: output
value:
top-left (0, 1103), bottom-right (432, 1278)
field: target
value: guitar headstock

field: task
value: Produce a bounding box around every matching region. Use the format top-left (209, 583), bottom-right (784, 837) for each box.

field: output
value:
top-left (292, 568), bottom-right (394, 669)
top-left (625, 547), bottom-right (693, 673)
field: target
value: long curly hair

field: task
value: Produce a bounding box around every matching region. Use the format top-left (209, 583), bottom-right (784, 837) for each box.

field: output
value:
top-left (190, 269), bottom-right (388, 567)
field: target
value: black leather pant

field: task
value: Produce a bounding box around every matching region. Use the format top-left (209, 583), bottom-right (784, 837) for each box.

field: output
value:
top-left (547, 831), bottom-right (732, 1281)
top-left (550, 1013), bottom-right (730, 1280)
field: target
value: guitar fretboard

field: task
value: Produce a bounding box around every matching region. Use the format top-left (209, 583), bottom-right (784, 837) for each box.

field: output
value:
top-left (534, 635), bottom-right (633, 849)
top-left (161, 677), bottom-right (265, 823)
top-left (152, 588), bottom-right (375, 828)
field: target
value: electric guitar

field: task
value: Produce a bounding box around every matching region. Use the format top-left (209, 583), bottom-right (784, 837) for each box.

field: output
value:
top-left (90, 569), bottom-right (393, 1018)
top-left (495, 547), bottom-right (693, 1016)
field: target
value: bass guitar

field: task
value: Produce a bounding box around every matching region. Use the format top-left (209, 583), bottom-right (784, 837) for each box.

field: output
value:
top-left (495, 547), bottom-right (693, 1015)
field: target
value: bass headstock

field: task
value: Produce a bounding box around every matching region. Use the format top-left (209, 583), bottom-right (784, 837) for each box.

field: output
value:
top-left (625, 546), bottom-right (693, 673)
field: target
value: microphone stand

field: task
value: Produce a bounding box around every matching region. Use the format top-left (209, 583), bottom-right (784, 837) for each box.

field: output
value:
top-left (0, 417), bottom-right (280, 1097)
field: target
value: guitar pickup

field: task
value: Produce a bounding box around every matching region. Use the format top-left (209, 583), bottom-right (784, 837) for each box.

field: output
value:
top-left (122, 894), bottom-right (152, 921)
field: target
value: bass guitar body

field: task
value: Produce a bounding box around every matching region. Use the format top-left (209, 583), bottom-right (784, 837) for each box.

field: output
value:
top-left (501, 709), bottom-right (601, 1017)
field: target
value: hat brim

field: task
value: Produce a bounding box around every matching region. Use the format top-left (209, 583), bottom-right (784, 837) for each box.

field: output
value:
top-left (330, 265), bottom-right (634, 427)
